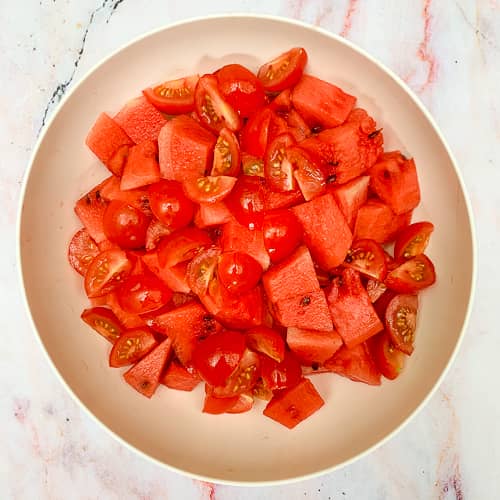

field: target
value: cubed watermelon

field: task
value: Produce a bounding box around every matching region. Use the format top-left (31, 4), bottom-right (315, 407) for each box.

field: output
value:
top-left (287, 327), bottom-right (343, 365)
top-left (120, 139), bottom-right (160, 191)
top-left (195, 201), bottom-right (234, 228)
top-left (161, 359), bottom-right (201, 391)
top-left (329, 175), bottom-right (370, 229)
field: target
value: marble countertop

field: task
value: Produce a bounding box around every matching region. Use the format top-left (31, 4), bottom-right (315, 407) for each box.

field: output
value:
top-left (3, 0), bottom-right (499, 498)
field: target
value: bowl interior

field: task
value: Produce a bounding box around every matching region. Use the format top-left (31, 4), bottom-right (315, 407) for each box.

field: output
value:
top-left (19, 16), bottom-right (474, 484)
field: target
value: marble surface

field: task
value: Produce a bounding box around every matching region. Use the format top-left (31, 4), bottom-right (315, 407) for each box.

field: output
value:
top-left (3, 0), bottom-right (499, 498)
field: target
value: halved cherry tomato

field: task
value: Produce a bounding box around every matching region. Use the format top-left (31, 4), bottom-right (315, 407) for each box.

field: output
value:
top-left (267, 114), bottom-right (289, 144)
top-left (117, 274), bottom-right (172, 315)
top-left (259, 351), bottom-right (302, 391)
top-left (262, 209), bottom-right (303, 263)
top-left (257, 47), bottom-right (308, 92)
top-left (212, 349), bottom-right (260, 397)
top-left (287, 146), bottom-right (326, 201)
top-left (269, 88), bottom-right (291, 111)
top-left (246, 326), bottom-right (285, 363)
top-left (239, 107), bottom-right (273, 158)
top-left (344, 239), bottom-right (387, 281)
top-left (183, 175), bottom-right (237, 204)
top-left (241, 153), bottom-right (265, 177)
top-left (194, 74), bottom-right (241, 133)
top-left (216, 64), bottom-right (266, 118)
top-left (84, 249), bottom-right (132, 298)
top-left (192, 330), bottom-right (246, 386)
top-left (369, 330), bottom-right (406, 379)
top-left (103, 200), bottom-right (149, 249)
top-left (143, 75), bottom-right (198, 114)
top-left (148, 180), bottom-right (195, 230)
top-left (394, 221), bottom-right (434, 261)
top-left (217, 251), bottom-right (262, 295)
top-left (109, 327), bottom-right (158, 367)
top-left (186, 246), bottom-right (221, 296)
top-left (385, 254), bottom-right (436, 293)
top-left (68, 228), bottom-right (100, 276)
top-left (385, 294), bottom-right (418, 355)
top-left (81, 306), bottom-right (123, 343)
top-left (225, 175), bottom-right (266, 229)
top-left (211, 128), bottom-right (241, 177)
top-left (265, 132), bottom-right (296, 192)
top-left (157, 227), bottom-right (212, 268)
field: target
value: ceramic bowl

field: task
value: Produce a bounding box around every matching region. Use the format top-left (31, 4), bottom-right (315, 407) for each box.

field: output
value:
top-left (18, 15), bottom-right (475, 485)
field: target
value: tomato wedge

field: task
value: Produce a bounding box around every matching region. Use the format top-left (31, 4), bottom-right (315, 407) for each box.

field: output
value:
top-left (225, 175), bottom-right (266, 229)
top-left (385, 254), bottom-right (436, 293)
top-left (68, 228), bottom-right (100, 276)
top-left (109, 327), bottom-right (158, 367)
top-left (211, 128), bottom-right (241, 177)
top-left (81, 306), bottom-right (123, 343)
top-left (344, 239), bottom-right (387, 281)
top-left (84, 249), bottom-right (132, 298)
top-left (217, 251), bottom-right (262, 295)
top-left (186, 246), bottom-right (221, 296)
top-left (143, 74), bottom-right (199, 114)
top-left (183, 175), bottom-right (237, 204)
top-left (394, 221), bottom-right (434, 261)
top-left (369, 330), bottom-right (406, 379)
top-left (262, 209), bottom-right (303, 264)
top-left (287, 146), bottom-right (326, 201)
top-left (241, 153), bottom-right (265, 177)
top-left (265, 132), bottom-right (296, 192)
top-left (239, 107), bottom-right (273, 158)
top-left (157, 227), bottom-right (212, 268)
top-left (257, 47), bottom-right (308, 92)
top-left (246, 326), bottom-right (285, 363)
top-left (385, 294), bottom-right (418, 355)
top-left (259, 351), bottom-right (302, 391)
top-left (194, 74), bottom-right (241, 133)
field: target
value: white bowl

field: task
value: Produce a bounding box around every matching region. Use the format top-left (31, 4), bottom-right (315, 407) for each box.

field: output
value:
top-left (18, 15), bottom-right (475, 485)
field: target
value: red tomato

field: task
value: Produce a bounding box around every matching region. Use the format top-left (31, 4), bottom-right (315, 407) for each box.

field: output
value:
top-left (192, 330), bottom-right (246, 386)
top-left (239, 107), bottom-right (273, 158)
top-left (186, 246), bottom-right (221, 296)
top-left (84, 249), bottom-right (132, 298)
top-left (194, 74), bottom-right (241, 133)
top-left (109, 327), bottom-right (158, 367)
top-left (385, 254), bottom-right (436, 293)
top-left (217, 251), bottom-right (262, 295)
top-left (257, 47), bottom-right (308, 92)
top-left (246, 326), bottom-right (285, 363)
top-left (117, 274), bottom-right (173, 315)
top-left (344, 239), bottom-right (387, 281)
top-left (211, 128), bottom-right (241, 177)
top-left (287, 146), bottom-right (326, 201)
top-left (225, 175), bottom-right (266, 229)
top-left (241, 152), bottom-right (265, 177)
top-left (103, 200), bottom-right (149, 249)
top-left (369, 331), bottom-right (406, 380)
top-left (394, 221), bottom-right (434, 261)
top-left (259, 351), bottom-right (302, 391)
top-left (264, 132), bottom-right (296, 192)
top-left (183, 175), bottom-right (237, 204)
top-left (216, 64), bottom-right (266, 118)
top-left (142, 74), bottom-right (199, 114)
top-left (262, 209), bottom-right (303, 263)
top-left (158, 227), bottom-right (212, 268)
top-left (385, 294), bottom-right (419, 355)
top-left (81, 306), bottom-right (123, 343)
top-left (68, 228), bottom-right (100, 276)
top-left (365, 279), bottom-right (388, 303)
top-left (145, 219), bottom-right (171, 250)
top-left (148, 180), bottom-right (195, 230)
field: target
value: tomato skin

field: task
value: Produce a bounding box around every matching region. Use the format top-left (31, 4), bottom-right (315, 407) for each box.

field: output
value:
top-left (142, 75), bottom-right (199, 114)
top-left (117, 274), bottom-right (173, 315)
top-left (385, 294), bottom-right (419, 355)
top-left (394, 221), bottom-right (434, 261)
top-left (239, 107), bottom-right (273, 158)
top-left (369, 331), bottom-right (406, 380)
top-left (246, 326), bottom-right (286, 363)
top-left (225, 175), bottom-right (266, 229)
top-left (216, 64), bottom-right (266, 118)
top-left (186, 246), bottom-right (221, 296)
top-left (84, 249), bottom-right (133, 298)
top-left (148, 180), bottom-right (195, 230)
top-left (262, 209), bottom-right (303, 263)
top-left (81, 307), bottom-right (123, 343)
top-left (211, 128), bottom-right (241, 177)
top-left (192, 330), bottom-right (246, 386)
top-left (264, 132), bottom-right (296, 192)
top-left (217, 251), bottom-right (263, 295)
top-left (68, 228), bottom-right (100, 276)
top-left (259, 351), bottom-right (302, 391)
top-left (103, 200), bottom-right (149, 249)
top-left (194, 74), bottom-right (241, 133)
top-left (385, 254), bottom-right (436, 293)
top-left (158, 227), bottom-right (212, 268)
top-left (183, 175), bottom-right (237, 204)
top-left (257, 47), bottom-right (308, 92)
top-left (344, 239), bottom-right (387, 281)
top-left (109, 327), bottom-right (158, 367)
top-left (287, 146), bottom-right (326, 201)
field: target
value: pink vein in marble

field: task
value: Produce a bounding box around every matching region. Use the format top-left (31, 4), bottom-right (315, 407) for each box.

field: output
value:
top-left (198, 480), bottom-right (216, 499)
top-left (340, 0), bottom-right (359, 37)
top-left (417, 0), bottom-right (437, 92)
top-left (288, 0), bottom-right (306, 19)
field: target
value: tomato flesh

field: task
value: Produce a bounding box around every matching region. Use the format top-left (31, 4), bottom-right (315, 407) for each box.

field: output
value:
top-left (257, 47), bottom-right (308, 92)
top-left (385, 254), bottom-right (436, 293)
top-left (143, 74), bottom-right (199, 114)
top-left (369, 331), bottom-right (406, 380)
top-left (81, 306), bottom-right (123, 343)
top-left (183, 175), bottom-right (237, 204)
top-left (385, 294), bottom-right (418, 355)
top-left (265, 132), bottom-right (296, 192)
top-left (259, 351), bottom-right (302, 391)
top-left (109, 327), bottom-right (158, 367)
top-left (394, 221), bottom-right (434, 261)
top-left (344, 239), bottom-right (387, 281)
top-left (211, 127), bottom-right (241, 177)
top-left (68, 228), bottom-right (100, 276)
top-left (246, 326), bottom-right (285, 363)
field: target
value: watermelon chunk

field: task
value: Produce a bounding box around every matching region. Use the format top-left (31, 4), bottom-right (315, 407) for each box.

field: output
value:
top-left (124, 337), bottom-right (173, 398)
top-left (114, 95), bottom-right (167, 143)
top-left (274, 290), bottom-right (333, 331)
top-left (120, 139), bottom-right (160, 191)
top-left (329, 175), bottom-right (370, 229)
top-left (85, 112), bottom-right (134, 172)
top-left (195, 201), bottom-right (234, 228)
top-left (262, 245), bottom-right (319, 304)
top-left (292, 193), bottom-right (352, 270)
top-left (287, 327), bottom-right (343, 365)
top-left (141, 251), bottom-right (191, 293)
top-left (161, 359), bottom-right (201, 391)
top-left (326, 268), bottom-right (383, 348)
top-left (158, 115), bottom-right (216, 182)
top-left (74, 178), bottom-right (109, 243)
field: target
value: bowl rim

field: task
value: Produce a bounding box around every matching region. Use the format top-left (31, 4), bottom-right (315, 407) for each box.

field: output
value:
top-left (16, 13), bottom-right (477, 486)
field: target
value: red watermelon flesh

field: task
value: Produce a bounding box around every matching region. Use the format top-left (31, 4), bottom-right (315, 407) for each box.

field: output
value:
top-left (286, 327), bottom-right (343, 365)
top-left (114, 95), bottom-right (167, 143)
top-left (329, 175), bottom-right (370, 229)
top-left (120, 139), bottom-right (160, 191)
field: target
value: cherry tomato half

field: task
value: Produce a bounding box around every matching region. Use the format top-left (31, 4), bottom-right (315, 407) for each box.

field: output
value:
top-left (225, 175), bottom-right (266, 229)
top-left (257, 47), bottom-right (308, 92)
top-left (211, 127), bottom-right (241, 177)
top-left (109, 327), bottom-right (158, 367)
top-left (385, 254), bottom-right (436, 293)
top-left (262, 209), bottom-right (303, 263)
top-left (186, 246), bottom-right (221, 296)
top-left (259, 351), bottom-right (302, 391)
top-left (394, 221), bottom-right (434, 261)
top-left (142, 74), bottom-right (199, 114)
top-left (148, 180), bottom-right (195, 230)
top-left (183, 175), bottom-right (237, 204)
top-left (344, 239), bottom-right (387, 281)
top-left (239, 107), bottom-right (273, 159)
top-left (68, 228), bottom-right (100, 276)
top-left (81, 306), bottom-right (123, 343)
top-left (158, 227), bottom-right (212, 268)
top-left (246, 326), bottom-right (286, 363)
top-left (385, 294), bottom-right (419, 355)
top-left (217, 251), bottom-right (262, 295)
top-left (369, 330), bottom-right (406, 379)
top-left (103, 200), bottom-right (149, 249)
top-left (265, 132), bottom-right (296, 192)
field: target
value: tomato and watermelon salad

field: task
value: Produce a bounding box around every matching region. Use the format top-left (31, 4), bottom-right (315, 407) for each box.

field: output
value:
top-left (68, 47), bottom-right (436, 429)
